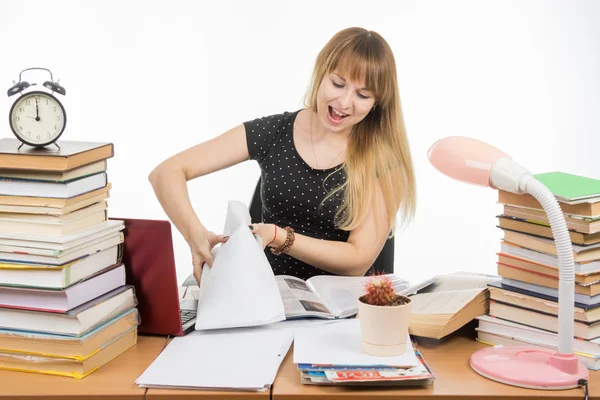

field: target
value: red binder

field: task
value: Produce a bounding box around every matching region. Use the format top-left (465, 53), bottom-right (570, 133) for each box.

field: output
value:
top-left (115, 218), bottom-right (185, 336)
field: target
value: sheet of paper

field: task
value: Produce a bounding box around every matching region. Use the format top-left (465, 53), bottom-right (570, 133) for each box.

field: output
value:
top-left (223, 200), bottom-right (252, 237)
top-left (409, 288), bottom-right (485, 315)
top-left (263, 318), bottom-right (338, 334)
top-left (293, 318), bottom-right (418, 367)
top-left (136, 327), bottom-right (293, 391)
top-left (195, 201), bottom-right (285, 330)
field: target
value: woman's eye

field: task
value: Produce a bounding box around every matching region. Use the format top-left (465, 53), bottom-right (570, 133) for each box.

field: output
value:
top-left (357, 92), bottom-right (370, 99)
top-left (332, 81), bottom-right (344, 88)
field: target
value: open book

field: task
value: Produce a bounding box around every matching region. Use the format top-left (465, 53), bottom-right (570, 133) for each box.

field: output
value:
top-left (408, 271), bottom-right (501, 339)
top-left (195, 201), bottom-right (435, 330)
top-left (277, 274), bottom-right (434, 320)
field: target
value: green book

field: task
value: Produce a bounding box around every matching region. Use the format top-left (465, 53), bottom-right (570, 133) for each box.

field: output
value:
top-left (534, 172), bottom-right (600, 202)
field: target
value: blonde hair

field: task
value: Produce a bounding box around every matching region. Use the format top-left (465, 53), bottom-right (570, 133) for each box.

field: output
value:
top-left (305, 27), bottom-right (417, 233)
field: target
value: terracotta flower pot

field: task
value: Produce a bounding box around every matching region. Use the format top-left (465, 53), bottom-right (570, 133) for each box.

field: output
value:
top-left (357, 296), bottom-right (412, 356)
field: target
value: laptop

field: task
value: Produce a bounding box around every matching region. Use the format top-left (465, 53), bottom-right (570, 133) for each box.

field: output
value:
top-left (115, 218), bottom-right (197, 336)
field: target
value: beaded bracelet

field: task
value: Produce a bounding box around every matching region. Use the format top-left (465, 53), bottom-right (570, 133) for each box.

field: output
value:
top-left (270, 226), bottom-right (295, 255)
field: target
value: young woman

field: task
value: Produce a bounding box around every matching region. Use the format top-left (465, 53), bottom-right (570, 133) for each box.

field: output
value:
top-left (149, 27), bottom-right (416, 286)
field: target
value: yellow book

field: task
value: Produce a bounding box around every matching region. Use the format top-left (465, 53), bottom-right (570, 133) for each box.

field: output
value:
top-left (0, 328), bottom-right (137, 379)
top-left (0, 308), bottom-right (138, 358)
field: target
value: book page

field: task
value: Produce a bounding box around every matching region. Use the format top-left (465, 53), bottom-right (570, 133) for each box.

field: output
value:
top-left (195, 201), bottom-right (285, 330)
top-left (306, 274), bottom-right (434, 319)
top-left (417, 271), bottom-right (500, 294)
top-left (275, 275), bottom-right (333, 319)
top-left (409, 288), bottom-right (485, 315)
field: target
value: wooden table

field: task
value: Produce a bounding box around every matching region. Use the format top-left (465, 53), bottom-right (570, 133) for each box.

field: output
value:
top-left (272, 334), bottom-right (599, 400)
top-left (0, 335), bottom-right (166, 400)
top-left (1, 330), bottom-right (598, 399)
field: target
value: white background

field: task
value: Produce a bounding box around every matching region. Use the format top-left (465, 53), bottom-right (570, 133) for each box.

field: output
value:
top-left (1, 0), bottom-right (598, 285)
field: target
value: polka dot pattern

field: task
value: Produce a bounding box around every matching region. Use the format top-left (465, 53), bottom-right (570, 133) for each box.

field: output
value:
top-left (244, 110), bottom-right (349, 280)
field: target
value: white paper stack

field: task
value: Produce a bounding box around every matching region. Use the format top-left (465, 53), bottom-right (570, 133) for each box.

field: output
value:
top-left (294, 319), bottom-right (419, 367)
top-left (194, 201), bottom-right (286, 330)
top-left (136, 327), bottom-right (293, 391)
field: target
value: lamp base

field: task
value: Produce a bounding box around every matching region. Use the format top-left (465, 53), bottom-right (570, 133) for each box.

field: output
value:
top-left (470, 346), bottom-right (588, 390)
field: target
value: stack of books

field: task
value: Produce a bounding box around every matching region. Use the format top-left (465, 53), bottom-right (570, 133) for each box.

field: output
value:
top-left (475, 171), bottom-right (600, 370)
top-left (294, 319), bottom-right (435, 387)
top-left (0, 138), bottom-right (138, 379)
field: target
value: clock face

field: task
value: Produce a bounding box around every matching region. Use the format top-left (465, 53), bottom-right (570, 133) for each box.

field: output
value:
top-left (9, 91), bottom-right (66, 147)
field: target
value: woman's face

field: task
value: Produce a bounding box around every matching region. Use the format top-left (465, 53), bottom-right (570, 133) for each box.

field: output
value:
top-left (316, 71), bottom-right (376, 134)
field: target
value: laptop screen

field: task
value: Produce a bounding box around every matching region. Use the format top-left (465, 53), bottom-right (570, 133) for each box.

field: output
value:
top-left (114, 218), bottom-right (184, 336)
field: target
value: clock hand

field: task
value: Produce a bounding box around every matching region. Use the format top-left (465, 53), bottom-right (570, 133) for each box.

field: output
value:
top-left (35, 98), bottom-right (40, 121)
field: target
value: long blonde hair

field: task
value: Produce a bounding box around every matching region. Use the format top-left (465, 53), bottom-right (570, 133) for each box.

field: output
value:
top-left (305, 27), bottom-right (416, 233)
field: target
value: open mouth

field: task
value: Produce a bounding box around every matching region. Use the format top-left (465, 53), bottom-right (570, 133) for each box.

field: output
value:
top-left (328, 106), bottom-right (349, 122)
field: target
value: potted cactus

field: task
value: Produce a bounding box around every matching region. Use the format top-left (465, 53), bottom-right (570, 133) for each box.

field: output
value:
top-left (357, 275), bottom-right (412, 356)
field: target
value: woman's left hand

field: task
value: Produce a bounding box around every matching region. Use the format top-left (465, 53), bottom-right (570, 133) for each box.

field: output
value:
top-left (249, 223), bottom-right (278, 250)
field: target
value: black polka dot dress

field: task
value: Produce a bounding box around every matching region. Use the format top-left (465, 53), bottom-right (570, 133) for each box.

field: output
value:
top-left (244, 110), bottom-right (350, 280)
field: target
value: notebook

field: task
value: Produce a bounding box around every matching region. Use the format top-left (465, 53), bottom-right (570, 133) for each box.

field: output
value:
top-left (113, 218), bottom-right (196, 336)
top-left (535, 172), bottom-right (600, 202)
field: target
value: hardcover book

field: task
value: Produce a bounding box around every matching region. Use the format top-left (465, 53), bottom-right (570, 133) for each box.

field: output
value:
top-left (0, 139), bottom-right (113, 172)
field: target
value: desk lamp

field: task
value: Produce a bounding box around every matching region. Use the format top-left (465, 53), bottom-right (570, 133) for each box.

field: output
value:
top-left (427, 136), bottom-right (588, 389)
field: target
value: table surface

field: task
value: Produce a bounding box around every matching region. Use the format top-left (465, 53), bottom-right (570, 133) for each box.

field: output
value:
top-left (0, 335), bottom-right (166, 400)
top-left (1, 330), bottom-right (598, 400)
top-left (271, 334), bottom-right (599, 400)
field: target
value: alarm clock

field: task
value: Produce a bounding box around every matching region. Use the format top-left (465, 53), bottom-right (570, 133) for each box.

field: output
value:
top-left (7, 68), bottom-right (67, 149)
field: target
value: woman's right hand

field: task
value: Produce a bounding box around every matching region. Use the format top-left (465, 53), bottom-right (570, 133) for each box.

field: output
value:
top-left (188, 222), bottom-right (228, 286)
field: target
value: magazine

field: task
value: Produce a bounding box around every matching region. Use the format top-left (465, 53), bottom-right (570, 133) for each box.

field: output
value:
top-left (299, 343), bottom-right (435, 386)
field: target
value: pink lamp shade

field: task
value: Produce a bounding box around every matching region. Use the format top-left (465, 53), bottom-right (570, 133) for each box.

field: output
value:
top-left (427, 136), bottom-right (509, 187)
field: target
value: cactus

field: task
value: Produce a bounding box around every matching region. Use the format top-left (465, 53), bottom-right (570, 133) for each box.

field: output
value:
top-left (360, 275), bottom-right (409, 307)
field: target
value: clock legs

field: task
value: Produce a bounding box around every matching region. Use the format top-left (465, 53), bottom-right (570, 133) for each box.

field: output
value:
top-left (16, 141), bottom-right (60, 151)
